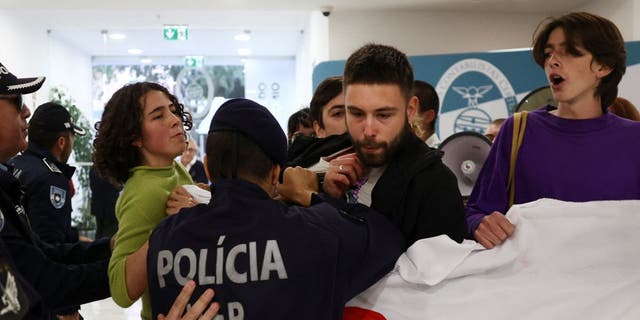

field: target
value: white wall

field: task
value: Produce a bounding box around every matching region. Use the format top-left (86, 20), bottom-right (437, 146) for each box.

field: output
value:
top-left (0, 10), bottom-right (93, 117)
top-left (296, 11), bottom-right (330, 108)
top-left (576, 0), bottom-right (639, 40)
top-left (327, 1), bottom-right (639, 60)
top-left (328, 10), bottom-right (547, 59)
top-left (0, 11), bottom-right (50, 109)
top-left (46, 34), bottom-right (93, 114)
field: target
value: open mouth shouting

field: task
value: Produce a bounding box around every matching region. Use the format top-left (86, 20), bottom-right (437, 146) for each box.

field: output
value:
top-left (549, 73), bottom-right (565, 88)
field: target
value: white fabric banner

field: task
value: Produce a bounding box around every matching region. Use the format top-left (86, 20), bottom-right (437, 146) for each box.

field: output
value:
top-left (346, 199), bottom-right (640, 320)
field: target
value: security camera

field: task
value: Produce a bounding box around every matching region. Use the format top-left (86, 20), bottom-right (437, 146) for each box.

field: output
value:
top-left (321, 6), bottom-right (333, 17)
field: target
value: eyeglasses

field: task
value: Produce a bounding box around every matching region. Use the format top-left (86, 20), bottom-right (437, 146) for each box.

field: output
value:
top-left (0, 94), bottom-right (24, 112)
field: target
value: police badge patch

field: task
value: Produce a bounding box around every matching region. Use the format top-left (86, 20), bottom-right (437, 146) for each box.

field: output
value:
top-left (49, 186), bottom-right (66, 209)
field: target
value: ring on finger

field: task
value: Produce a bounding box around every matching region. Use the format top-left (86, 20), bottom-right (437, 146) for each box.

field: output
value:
top-left (339, 164), bottom-right (344, 172)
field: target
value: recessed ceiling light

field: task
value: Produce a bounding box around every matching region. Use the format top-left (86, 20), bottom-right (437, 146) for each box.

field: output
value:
top-left (140, 58), bottom-right (153, 64)
top-left (108, 33), bottom-right (126, 40)
top-left (234, 31), bottom-right (251, 41)
top-left (237, 48), bottom-right (252, 56)
top-left (128, 48), bottom-right (143, 55)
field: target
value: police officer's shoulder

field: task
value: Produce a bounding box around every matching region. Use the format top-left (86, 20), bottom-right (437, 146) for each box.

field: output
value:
top-left (41, 157), bottom-right (62, 174)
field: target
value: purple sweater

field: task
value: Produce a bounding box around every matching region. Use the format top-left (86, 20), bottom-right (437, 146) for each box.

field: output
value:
top-left (466, 105), bottom-right (640, 235)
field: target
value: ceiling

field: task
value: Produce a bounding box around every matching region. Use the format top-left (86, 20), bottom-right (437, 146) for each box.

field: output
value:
top-left (0, 0), bottom-right (591, 13)
top-left (3, 0), bottom-right (591, 58)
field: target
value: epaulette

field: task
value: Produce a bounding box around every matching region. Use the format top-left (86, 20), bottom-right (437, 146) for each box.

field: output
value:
top-left (42, 158), bottom-right (62, 174)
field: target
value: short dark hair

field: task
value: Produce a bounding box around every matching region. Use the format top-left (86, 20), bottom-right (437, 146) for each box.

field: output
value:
top-left (309, 76), bottom-right (343, 128)
top-left (28, 125), bottom-right (68, 150)
top-left (343, 43), bottom-right (414, 101)
top-left (412, 80), bottom-right (439, 130)
top-left (206, 131), bottom-right (274, 183)
top-left (286, 108), bottom-right (311, 139)
top-left (93, 82), bottom-right (192, 185)
top-left (532, 12), bottom-right (626, 112)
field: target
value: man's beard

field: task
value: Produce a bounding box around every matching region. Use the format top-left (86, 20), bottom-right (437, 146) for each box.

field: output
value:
top-left (353, 127), bottom-right (406, 168)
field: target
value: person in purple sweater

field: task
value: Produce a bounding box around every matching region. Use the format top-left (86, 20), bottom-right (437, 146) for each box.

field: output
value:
top-left (466, 12), bottom-right (640, 249)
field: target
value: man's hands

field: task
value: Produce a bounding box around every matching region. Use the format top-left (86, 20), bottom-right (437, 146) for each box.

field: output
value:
top-left (474, 211), bottom-right (515, 249)
top-left (158, 280), bottom-right (220, 320)
top-left (277, 167), bottom-right (318, 207)
top-left (322, 153), bottom-right (364, 198)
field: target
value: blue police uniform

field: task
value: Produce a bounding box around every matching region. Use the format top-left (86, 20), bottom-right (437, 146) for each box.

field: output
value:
top-left (9, 143), bottom-right (78, 244)
top-left (0, 164), bottom-right (110, 317)
top-left (0, 166), bottom-right (47, 319)
top-left (148, 179), bottom-right (404, 320)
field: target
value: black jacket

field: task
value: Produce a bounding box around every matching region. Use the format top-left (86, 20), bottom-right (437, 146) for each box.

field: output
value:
top-left (286, 133), bottom-right (352, 169)
top-left (9, 144), bottom-right (78, 244)
top-left (370, 130), bottom-right (467, 248)
top-left (0, 166), bottom-right (110, 315)
top-left (148, 179), bottom-right (403, 320)
top-left (188, 160), bottom-right (209, 184)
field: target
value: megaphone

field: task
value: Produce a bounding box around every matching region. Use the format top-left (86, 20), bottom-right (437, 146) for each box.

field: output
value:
top-left (515, 85), bottom-right (556, 112)
top-left (439, 131), bottom-right (492, 198)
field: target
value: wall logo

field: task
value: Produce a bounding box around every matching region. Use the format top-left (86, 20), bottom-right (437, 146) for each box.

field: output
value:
top-left (436, 58), bottom-right (518, 138)
top-left (176, 68), bottom-right (215, 120)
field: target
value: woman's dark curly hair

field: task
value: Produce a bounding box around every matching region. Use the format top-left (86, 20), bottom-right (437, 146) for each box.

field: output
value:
top-left (93, 82), bottom-right (192, 186)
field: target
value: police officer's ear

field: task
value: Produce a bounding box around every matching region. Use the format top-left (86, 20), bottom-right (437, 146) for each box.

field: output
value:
top-left (271, 164), bottom-right (281, 186)
top-left (407, 95), bottom-right (419, 118)
top-left (203, 155), bottom-right (212, 182)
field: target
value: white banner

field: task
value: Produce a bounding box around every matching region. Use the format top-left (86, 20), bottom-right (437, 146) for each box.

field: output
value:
top-left (346, 199), bottom-right (640, 320)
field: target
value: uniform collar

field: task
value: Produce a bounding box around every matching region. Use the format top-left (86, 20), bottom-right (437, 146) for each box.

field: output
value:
top-left (212, 178), bottom-right (272, 200)
top-left (25, 143), bottom-right (76, 179)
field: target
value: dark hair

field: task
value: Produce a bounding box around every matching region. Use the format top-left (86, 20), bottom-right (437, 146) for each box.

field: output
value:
top-left (28, 125), bottom-right (68, 150)
top-left (286, 108), bottom-right (311, 139)
top-left (93, 82), bottom-right (192, 185)
top-left (206, 131), bottom-right (274, 183)
top-left (532, 12), bottom-right (626, 111)
top-left (309, 76), bottom-right (343, 128)
top-left (344, 43), bottom-right (414, 101)
top-left (609, 97), bottom-right (640, 121)
top-left (412, 80), bottom-right (439, 130)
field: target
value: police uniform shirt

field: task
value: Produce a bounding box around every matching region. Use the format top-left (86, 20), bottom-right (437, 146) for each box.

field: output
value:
top-left (148, 179), bottom-right (403, 320)
top-left (0, 165), bottom-right (47, 319)
top-left (0, 165), bottom-right (111, 314)
top-left (9, 144), bottom-right (78, 244)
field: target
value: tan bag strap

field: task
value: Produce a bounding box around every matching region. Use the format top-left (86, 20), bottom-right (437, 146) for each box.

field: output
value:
top-left (507, 111), bottom-right (528, 208)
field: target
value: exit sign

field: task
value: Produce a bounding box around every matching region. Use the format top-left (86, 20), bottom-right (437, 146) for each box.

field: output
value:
top-left (184, 56), bottom-right (204, 68)
top-left (163, 25), bottom-right (188, 41)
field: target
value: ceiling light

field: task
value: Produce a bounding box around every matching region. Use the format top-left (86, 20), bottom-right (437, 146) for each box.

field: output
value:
top-left (128, 48), bottom-right (143, 55)
top-left (237, 48), bottom-right (252, 56)
top-left (234, 30), bottom-right (251, 41)
top-left (108, 33), bottom-right (126, 40)
top-left (140, 58), bottom-right (153, 64)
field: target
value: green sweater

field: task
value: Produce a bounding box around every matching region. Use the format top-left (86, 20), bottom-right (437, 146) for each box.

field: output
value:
top-left (108, 161), bottom-right (193, 320)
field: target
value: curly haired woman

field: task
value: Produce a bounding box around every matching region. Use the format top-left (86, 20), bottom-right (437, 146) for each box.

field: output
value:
top-left (93, 82), bottom-right (194, 319)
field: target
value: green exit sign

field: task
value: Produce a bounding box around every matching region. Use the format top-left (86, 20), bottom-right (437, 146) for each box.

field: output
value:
top-left (163, 25), bottom-right (188, 41)
top-left (184, 56), bottom-right (204, 68)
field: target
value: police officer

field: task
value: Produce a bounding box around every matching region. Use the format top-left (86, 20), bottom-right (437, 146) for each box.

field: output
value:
top-left (147, 99), bottom-right (404, 320)
top-left (0, 62), bottom-right (111, 319)
top-left (10, 102), bottom-right (86, 245)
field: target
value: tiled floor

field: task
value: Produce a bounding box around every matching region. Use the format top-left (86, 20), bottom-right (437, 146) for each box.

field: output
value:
top-left (80, 298), bottom-right (142, 319)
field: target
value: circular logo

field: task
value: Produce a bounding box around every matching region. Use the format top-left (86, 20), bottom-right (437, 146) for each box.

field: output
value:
top-left (176, 68), bottom-right (215, 120)
top-left (436, 58), bottom-right (517, 138)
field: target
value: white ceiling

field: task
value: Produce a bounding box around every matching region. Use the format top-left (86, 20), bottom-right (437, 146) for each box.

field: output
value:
top-left (2, 0), bottom-right (591, 58)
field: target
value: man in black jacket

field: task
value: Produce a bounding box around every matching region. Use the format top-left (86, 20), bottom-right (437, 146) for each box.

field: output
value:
top-left (323, 44), bottom-right (467, 248)
top-left (0, 62), bottom-right (111, 319)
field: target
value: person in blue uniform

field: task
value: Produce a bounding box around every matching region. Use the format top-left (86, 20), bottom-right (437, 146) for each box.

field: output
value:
top-left (9, 102), bottom-right (86, 246)
top-left (0, 62), bottom-right (111, 319)
top-left (8, 101), bottom-right (88, 319)
top-left (147, 98), bottom-right (404, 320)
